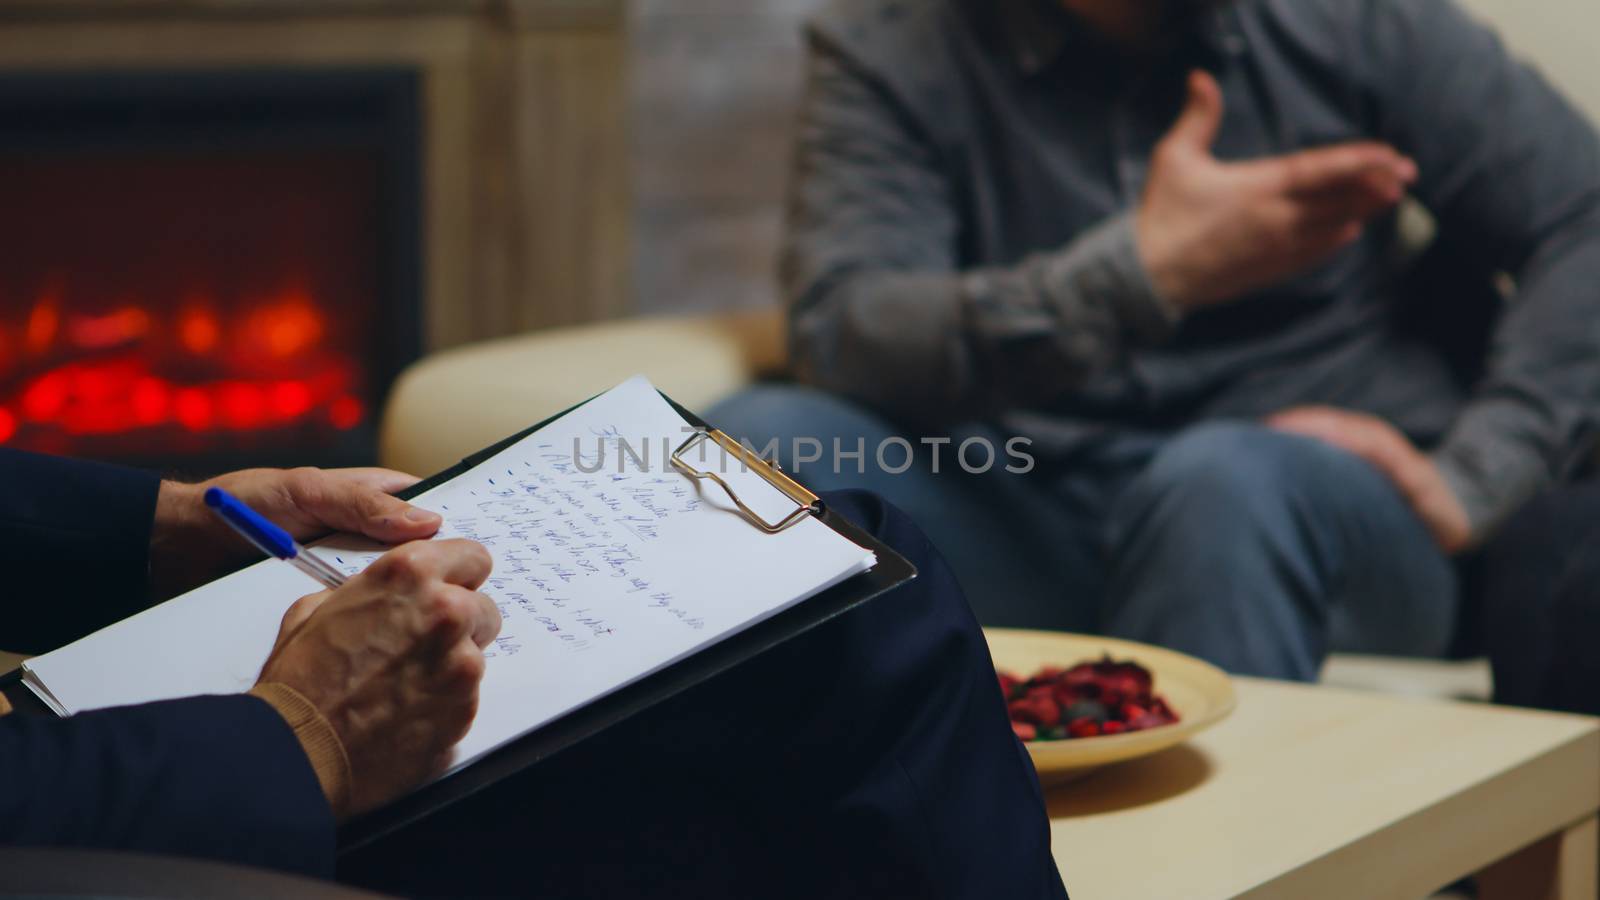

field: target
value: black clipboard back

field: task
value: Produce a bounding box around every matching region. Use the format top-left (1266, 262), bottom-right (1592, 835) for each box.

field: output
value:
top-left (335, 388), bottom-right (916, 850)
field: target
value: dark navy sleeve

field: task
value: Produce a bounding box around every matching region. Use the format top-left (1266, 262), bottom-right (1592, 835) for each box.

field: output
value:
top-left (1, 448), bottom-right (161, 653)
top-left (0, 693), bottom-right (336, 877)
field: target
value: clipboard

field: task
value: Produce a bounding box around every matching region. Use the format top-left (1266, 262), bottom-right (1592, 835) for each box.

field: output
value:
top-left (2, 388), bottom-right (918, 853)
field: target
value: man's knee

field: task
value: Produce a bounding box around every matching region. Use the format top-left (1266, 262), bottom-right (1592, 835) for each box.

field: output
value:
top-left (1113, 421), bottom-right (1370, 533)
top-left (709, 384), bottom-right (891, 442)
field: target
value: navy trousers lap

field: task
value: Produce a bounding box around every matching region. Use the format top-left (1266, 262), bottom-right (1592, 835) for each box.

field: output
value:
top-left (340, 490), bottom-right (1068, 900)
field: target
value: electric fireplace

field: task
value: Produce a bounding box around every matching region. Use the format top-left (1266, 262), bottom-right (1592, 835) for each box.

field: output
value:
top-left (0, 69), bottom-right (420, 473)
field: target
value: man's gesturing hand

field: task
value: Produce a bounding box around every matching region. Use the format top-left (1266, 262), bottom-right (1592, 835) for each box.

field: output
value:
top-left (1136, 70), bottom-right (1418, 311)
top-left (151, 467), bottom-right (444, 598)
top-left (257, 538), bottom-right (500, 819)
top-left (1267, 406), bottom-right (1472, 555)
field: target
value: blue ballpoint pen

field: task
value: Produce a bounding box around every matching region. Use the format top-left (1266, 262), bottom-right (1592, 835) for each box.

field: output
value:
top-left (203, 486), bottom-right (348, 589)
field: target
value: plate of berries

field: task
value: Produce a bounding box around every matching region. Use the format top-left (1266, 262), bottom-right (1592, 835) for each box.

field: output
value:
top-left (985, 629), bottom-right (1236, 785)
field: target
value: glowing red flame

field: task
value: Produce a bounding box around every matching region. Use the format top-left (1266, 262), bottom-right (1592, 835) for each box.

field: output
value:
top-left (329, 395), bottom-right (364, 431)
top-left (67, 306), bottom-right (150, 350)
top-left (24, 295), bottom-right (59, 353)
top-left (0, 284), bottom-right (364, 447)
top-left (178, 303), bottom-right (221, 355)
top-left (245, 290), bottom-right (324, 360)
top-left (0, 151), bottom-right (381, 458)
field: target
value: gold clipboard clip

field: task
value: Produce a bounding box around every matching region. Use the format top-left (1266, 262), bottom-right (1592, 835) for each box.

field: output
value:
top-left (671, 428), bottom-right (821, 534)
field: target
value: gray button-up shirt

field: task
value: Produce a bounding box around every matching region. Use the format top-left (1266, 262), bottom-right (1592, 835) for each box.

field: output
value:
top-left (784, 0), bottom-right (1600, 539)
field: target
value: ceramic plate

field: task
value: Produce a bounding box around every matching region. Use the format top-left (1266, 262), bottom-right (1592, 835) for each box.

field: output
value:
top-left (984, 629), bottom-right (1237, 785)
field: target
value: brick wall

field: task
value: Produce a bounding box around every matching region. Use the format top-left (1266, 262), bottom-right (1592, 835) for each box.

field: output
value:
top-left (631, 0), bottom-right (826, 314)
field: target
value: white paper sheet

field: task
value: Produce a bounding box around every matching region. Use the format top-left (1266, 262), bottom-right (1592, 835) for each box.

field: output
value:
top-left (25, 376), bottom-right (875, 773)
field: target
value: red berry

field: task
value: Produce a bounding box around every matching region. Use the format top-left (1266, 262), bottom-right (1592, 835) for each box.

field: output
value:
top-left (1050, 681), bottom-right (1079, 705)
top-left (1035, 697), bottom-right (1065, 727)
top-left (1067, 718), bottom-right (1102, 739)
top-left (1012, 721), bottom-right (1037, 742)
top-left (1010, 658), bottom-right (1175, 737)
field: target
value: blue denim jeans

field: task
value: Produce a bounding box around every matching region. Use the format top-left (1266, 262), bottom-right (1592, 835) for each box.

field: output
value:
top-left (708, 385), bottom-right (1458, 680)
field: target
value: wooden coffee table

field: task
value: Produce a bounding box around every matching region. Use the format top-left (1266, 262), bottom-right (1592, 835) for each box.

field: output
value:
top-left (1047, 677), bottom-right (1599, 899)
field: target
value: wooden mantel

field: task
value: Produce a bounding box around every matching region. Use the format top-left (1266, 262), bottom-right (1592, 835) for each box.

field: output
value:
top-left (0, 1), bottom-right (621, 27)
top-left (0, 0), bottom-right (631, 349)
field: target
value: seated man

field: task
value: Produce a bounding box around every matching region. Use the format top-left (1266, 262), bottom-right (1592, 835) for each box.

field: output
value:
top-left (0, 449), bottom-right (1066, 899)
top-left (712, 0), bottom-right (1600, 679)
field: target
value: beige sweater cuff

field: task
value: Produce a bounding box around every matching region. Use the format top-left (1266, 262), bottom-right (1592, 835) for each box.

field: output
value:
top-left (250, 682), bottom-right (351, 818)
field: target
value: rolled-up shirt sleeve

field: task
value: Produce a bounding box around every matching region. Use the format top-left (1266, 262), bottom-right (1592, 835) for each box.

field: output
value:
top-left (783, 32), bottom-right (1177, 426)
top-left (1352, 0), bottom-right (1600, 540)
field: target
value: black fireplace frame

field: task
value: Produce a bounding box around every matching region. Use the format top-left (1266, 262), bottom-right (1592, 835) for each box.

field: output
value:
top-left (0, 66), bottom-right (423, 474)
